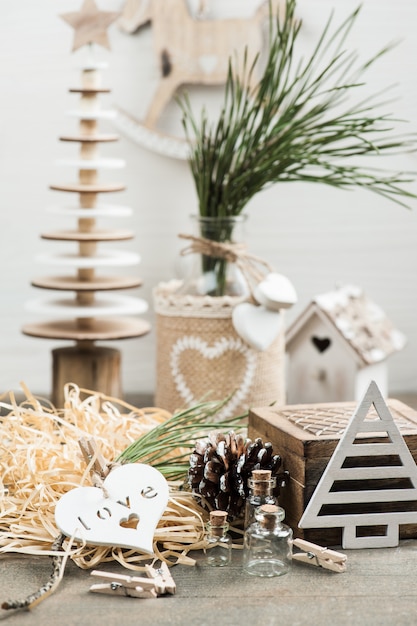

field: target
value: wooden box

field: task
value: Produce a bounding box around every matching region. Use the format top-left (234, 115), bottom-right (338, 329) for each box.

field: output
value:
top-left (248, 399), bottom-right (417, 545)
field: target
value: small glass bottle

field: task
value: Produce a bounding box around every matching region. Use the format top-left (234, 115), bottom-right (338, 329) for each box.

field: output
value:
top-left (205, 510), bottom-right (232, 567)
top-left (244, 469), bottom-right (277, 530)
top-left (243, 504), bottom-right (293, 577)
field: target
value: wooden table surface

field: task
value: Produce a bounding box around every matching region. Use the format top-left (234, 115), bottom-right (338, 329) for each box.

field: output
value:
top-left (2, 540), bottom-right (417, 626)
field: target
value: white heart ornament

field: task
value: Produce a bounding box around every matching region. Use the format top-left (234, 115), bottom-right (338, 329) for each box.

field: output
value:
top-left (232, 303), bottom-right (282, 351)
top-left (254, 272), bottom-right (297, 311)
top-left (55, 464), bottom-right (169, 554)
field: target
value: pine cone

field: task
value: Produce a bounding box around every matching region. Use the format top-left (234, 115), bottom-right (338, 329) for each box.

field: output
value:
top-left (188, 431), bottom-right (289, 520)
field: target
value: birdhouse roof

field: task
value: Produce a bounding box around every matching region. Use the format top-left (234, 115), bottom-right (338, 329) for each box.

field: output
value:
top-left (286, 284), bottom-right (406, 366)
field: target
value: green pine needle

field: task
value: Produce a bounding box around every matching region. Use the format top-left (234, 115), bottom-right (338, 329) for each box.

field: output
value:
top-left (179, 0), bottom-right (416, 216)
top-left (116, 399), bottom-right (247, 482)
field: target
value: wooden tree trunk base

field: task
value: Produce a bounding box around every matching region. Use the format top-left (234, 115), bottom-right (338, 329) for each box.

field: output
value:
top-left (52, 345), bottom-right (122, 407)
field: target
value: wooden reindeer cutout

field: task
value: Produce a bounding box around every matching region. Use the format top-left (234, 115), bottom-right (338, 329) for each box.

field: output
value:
top-left (299, 381), bottom-right (417, 549)
top-left (117, 0), bottom-right (285, 158)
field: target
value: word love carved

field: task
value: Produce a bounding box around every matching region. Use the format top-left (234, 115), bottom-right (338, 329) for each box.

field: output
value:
top-left (55, 464), bottom-right (169, 554)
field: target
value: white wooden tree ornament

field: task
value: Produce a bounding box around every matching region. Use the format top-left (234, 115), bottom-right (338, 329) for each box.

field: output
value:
top-left (299, 380), bottom-right (417, 549)
top-left (22, 1), bottom-right (150, 406)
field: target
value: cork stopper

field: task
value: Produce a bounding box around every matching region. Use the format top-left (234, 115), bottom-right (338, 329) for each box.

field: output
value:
top-left (251, 469), bottom-right (271, 481)
top-left (209, 510), bottom-right (228, 536)
top-left (258, 504), bottom-right (280, 530)
top-left (249, 469), bottom-right (276, 496)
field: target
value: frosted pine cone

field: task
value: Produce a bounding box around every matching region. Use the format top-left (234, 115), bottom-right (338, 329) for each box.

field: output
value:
top-left (188, 431), bottom-right (289, 520)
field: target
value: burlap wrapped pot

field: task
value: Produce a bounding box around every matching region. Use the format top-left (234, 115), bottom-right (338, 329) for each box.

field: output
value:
top-left (153, 280), bottom-right (285, 420)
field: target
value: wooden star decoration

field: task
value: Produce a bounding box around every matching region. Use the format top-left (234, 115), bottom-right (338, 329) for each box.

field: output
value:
top-left (60, 0), bottom-right (120, 52)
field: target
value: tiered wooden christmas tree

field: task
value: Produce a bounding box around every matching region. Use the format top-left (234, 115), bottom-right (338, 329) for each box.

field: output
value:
top-left (22, 0), bottom-right (150, 406)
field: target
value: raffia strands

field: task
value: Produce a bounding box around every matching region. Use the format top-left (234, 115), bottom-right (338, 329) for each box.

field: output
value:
top-left (0, 383), bottom-right (232, 571)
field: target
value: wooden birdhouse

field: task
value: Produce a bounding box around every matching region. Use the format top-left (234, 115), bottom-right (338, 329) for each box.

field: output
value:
top-left (285, 284), bottom-right (406, 404)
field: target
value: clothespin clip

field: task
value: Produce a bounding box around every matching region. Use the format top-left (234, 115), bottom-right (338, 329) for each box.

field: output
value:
top-left (78, 437), bottom-right (109, 480)
top-left (89, 571), bottom-right (157, 599)
top-left (89, 564), bottom-right (176, 599)
top-left (145, 562), bottom-right (176, 595)
top-left (291, 538), bottom-right (347, 573)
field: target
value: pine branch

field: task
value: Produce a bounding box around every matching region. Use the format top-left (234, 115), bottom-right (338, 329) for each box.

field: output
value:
top-left (179, 0), bottom-right (417, 214)
top-left (116, 399), bottom-right (247, 481)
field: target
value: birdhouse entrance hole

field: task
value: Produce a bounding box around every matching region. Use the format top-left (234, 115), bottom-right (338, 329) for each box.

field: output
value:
top-left (311, 336), bottom-right (332, 353)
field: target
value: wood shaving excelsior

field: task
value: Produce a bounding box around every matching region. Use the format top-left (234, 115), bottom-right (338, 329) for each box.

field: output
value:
top-left (0, 383), bottom-right (209, 571)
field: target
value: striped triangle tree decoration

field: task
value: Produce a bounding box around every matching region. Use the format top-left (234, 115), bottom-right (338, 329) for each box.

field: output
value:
top-left (299, 381), bottom-right (417, 548)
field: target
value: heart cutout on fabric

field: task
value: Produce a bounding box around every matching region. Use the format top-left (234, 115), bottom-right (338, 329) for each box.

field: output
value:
top-left (312, 336), bottom-right (332, 353)
top-left (253, 272), bottom-right (297, 311)
top-left (170, 335), bottom-right (257, 420)
top-left (232, 303), bottom-right (282, 351)
top-left (55, 464), bottom-right (169, 554)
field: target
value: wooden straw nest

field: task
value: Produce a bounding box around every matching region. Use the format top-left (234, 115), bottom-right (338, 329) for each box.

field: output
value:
top-left (0, 383), bottom-right (212, 570)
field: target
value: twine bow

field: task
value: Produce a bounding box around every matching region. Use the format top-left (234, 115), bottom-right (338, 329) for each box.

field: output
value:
top-left (179, 233), bottom-right (273, 295)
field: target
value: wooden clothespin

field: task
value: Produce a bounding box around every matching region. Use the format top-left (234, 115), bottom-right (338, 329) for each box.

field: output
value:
top-left (89, 571), bottom-right (157, 599)
top-left (145, 562), bottom-right (176, 595)
top-left (291, 538), bottom-right (347, 573)
top-left (89, 564), bottom-right (176, 599)
top-left (78, 437), bottom-right (109, 480)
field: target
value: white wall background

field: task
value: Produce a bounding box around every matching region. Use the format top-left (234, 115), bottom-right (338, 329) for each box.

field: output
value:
top-left (1, 0), bottom-right (416, 400)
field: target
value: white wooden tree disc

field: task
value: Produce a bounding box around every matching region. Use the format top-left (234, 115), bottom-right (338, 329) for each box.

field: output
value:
top-left (69, 87), bottom-right (110, 94)
top-left (40, 229), bottom-right (134, 242)
top-left (46, 204), bottom-right (133, 217)
top-left (22, 317), bottom-right (151, 341)
top-left (55, 158), bottom-right (126, 169)
top-left (36, 250), bottom-right (140, 268)
top-left (31, 275), bottom-right (142, 291)
top-left (50, 182), bottom-right (125, 193)
top-left (59, 134), bottom-right (119, 143)
top-left (25, 294), bottom-right (148, 317)
top-left (79, 60), bottom-right (108, 71)
top-left (66, 109), bottom-right (117, 120)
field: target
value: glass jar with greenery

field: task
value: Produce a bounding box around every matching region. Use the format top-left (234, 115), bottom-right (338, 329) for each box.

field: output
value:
top-left (179, 0), bottom-right (416, 296)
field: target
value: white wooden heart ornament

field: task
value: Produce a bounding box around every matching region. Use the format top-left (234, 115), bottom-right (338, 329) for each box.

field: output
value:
top-left (55, 463), bottom-right (169, 554)
top-left (232, 303), bottom-right (282, 351)
top-left (253, 272), bottom-right (297, 311)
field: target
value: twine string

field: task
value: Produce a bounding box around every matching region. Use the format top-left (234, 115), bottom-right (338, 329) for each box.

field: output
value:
top-left (178, 233), bottom-right (273, 293)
